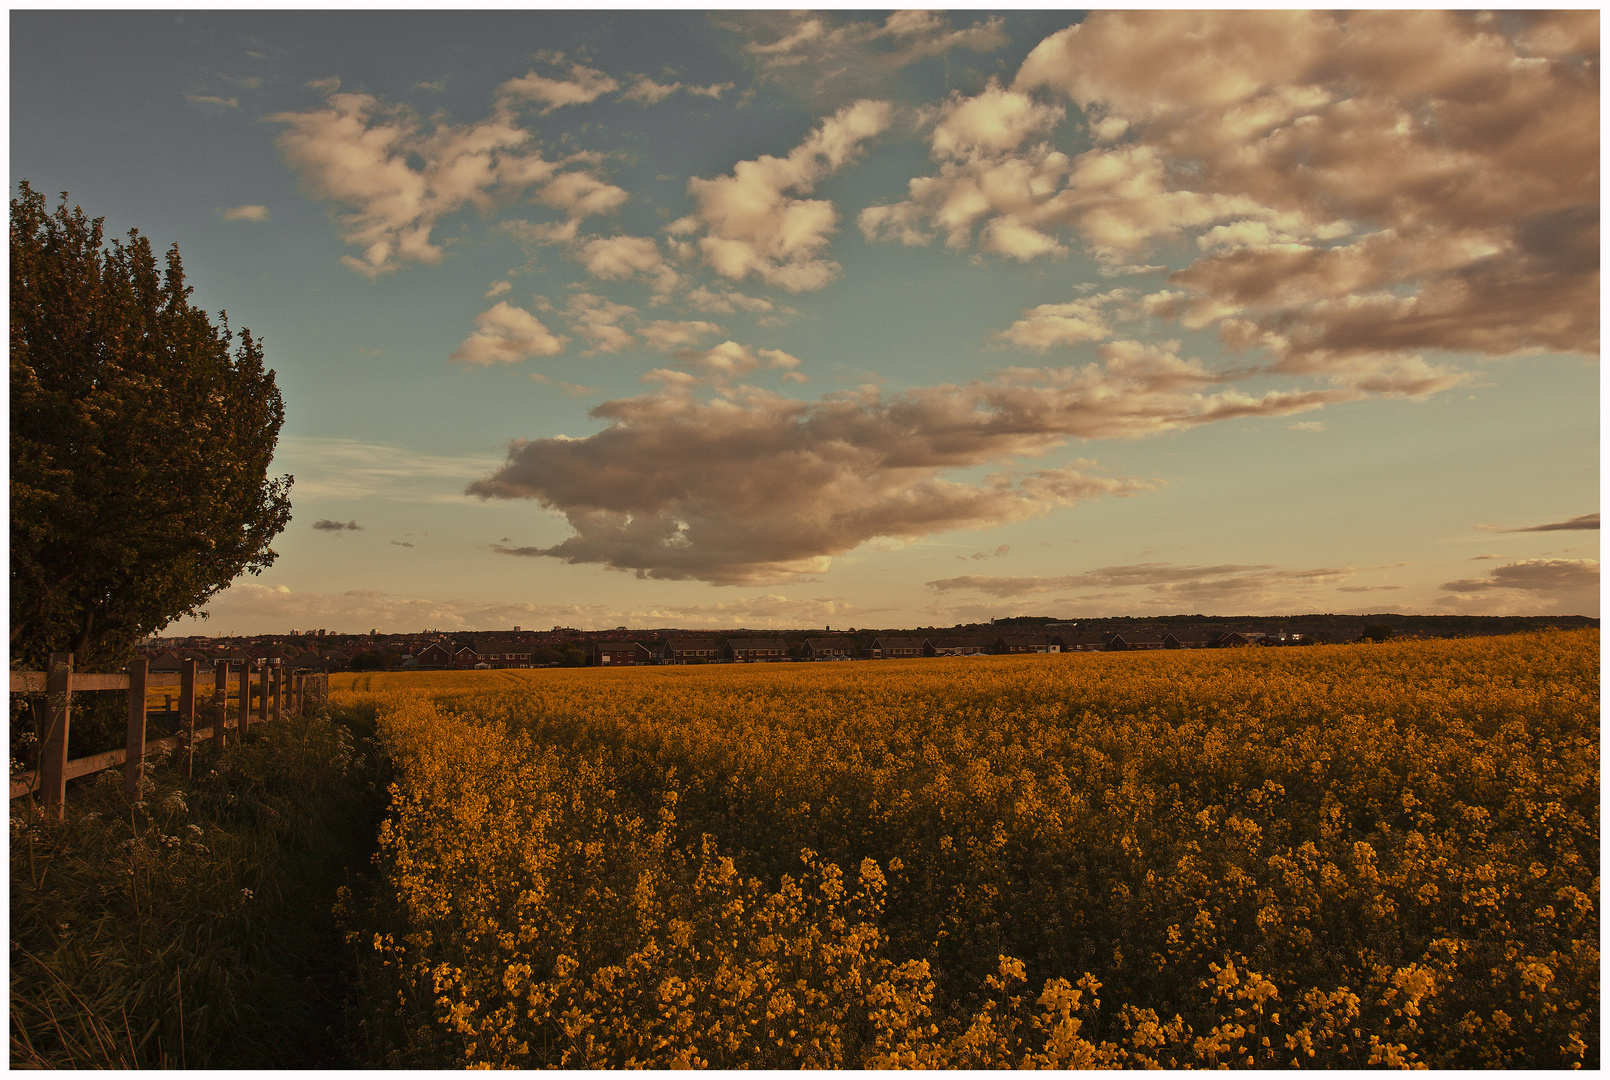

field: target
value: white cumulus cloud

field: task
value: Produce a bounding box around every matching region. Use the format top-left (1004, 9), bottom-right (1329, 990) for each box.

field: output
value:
top-left (669, 99), bottom-right (894, 291)
top-left (449, 302), bottom-right (569, 366)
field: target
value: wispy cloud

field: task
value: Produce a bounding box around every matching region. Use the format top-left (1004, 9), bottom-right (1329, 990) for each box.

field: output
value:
top-left (178, 582), bottom-right (857, 633)
top-left (221, 204), bottom-right (269, 222)
top-left (499, 61), bottom-right (620, 114)
top-left (276, 436), bottom-right (505, 504)
top-left (728, 11), bottom-right (1007, 103)
top-left (1475, 513), bottom-right (1599, 533)
top-left (1440, 559), bottom-right (1599, 595)
top-left (312, 519), bottom-right (363, 532)
top-left (187, 94), bottom-right (239, 109)
top-left (963, 544), bottom-right (1011, 561)
top-left (928, 562), bottom-right (1357, 605)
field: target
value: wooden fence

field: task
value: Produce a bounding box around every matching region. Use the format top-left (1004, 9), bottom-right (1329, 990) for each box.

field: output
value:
top-left (10, 652), bottom-right (330, 819)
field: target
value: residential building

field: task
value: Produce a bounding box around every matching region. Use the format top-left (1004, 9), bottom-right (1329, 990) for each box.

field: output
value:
top-left (723, 637), bottom-right (789, 662)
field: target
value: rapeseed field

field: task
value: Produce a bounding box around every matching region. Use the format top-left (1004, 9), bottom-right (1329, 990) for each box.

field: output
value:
top-left (334, 630), bottom-right (1598, 1068)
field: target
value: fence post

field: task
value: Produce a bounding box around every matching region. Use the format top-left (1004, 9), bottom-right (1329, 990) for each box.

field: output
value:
top-left (237, 660), bottom-right (250, 740)
top-left (40, 652), bottom-right (73, 820)
top-left (212, 661), bottom-right (229, 750)
top-left (271, 659), bottom-right (283, 723)
top-left (125, 657), bottom-right (148, 801)
top-left (256, 661), bottom-right (268, 729)
top-left (181, 658), bottom-right (198, 779)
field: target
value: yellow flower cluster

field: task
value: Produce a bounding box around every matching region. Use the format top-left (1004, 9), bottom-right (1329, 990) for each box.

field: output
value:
top-left (336, 630), bottom-right (1598, 1068)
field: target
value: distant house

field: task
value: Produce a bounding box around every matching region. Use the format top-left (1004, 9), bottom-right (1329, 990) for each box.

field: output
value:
top-left (1216, 632), bottom-right (1265, 648)
top-left (146, 650), bottom-right (189, 673)
top-left (662, 637), bottom-right (720, 664)
top-left (317, 650), bottom-right (351, 671)
top-left (453, 645), bottom-right (481, 669)
top-left (415, 642), bottom-right (453, 669)
top-left (993, 634), bottom-right (1060, 655)
top-left (801, 637), bottom-right (855, 660)
top-left (925, 636), bottom-right (994, 657)
top-left (865, 636), bottom-right (926, 659)
top-left (1105, 632), bottom-right (1166, 651)
top-left (477, 636), bottom-right (535, 668)
top-left (723, 637), bottom-right (789, 662)
top-left (1056, 633), bottom-right (1108, 652)
top-left (1163, 630), bottom-right (1216, 650)
top-left (593, 641), bottom-right (654, 667)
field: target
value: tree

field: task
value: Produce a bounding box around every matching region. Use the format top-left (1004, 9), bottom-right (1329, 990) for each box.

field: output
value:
top-left (10, 183), bottom-right (293, 671)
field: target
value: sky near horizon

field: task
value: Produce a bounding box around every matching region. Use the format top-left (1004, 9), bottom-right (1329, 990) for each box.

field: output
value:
top-left (11, 9), bottom-right (1600, 634)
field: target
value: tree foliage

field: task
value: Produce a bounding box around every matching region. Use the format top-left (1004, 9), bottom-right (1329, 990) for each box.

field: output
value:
top-left (10, 182), bottom-right (293, 670)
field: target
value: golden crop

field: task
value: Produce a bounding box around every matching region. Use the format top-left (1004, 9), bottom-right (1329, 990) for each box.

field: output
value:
top-left (336, 631), bottom-right (1598, 1068)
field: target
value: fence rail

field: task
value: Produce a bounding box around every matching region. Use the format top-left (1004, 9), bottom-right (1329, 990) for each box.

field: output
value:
top-left (9, 653), bottom-right (330, 817)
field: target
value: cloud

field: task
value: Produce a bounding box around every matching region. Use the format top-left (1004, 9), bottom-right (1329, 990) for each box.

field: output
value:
top-left (561, 292), bottom-right (636, 355)
top-left (640, 341), bottom-right (802, 387)
top-left (484, 280), bottom-right (512, 298)
top-left (1440, 559), bottom-right (1600, 595)
top-left (1337, 584), bottom-right (1403, 592)
top-left (536, 170), bottom-right (630, 221)
top-left (312, 519), bottom-right (363, 532)
top-left (187, 94), bottom-right (239, 109)
top-left (275, 436), bottom-right (505, 504)
top-left (639, 320), bottom-right (724, 351)
top-left (460, 313), bottom-right (1476, 586)
top-left (1288, 421), bottom-right (1326, 432)
top-left (1475, 513), bottom-right (1599, 533)
top-left (498, 62), bottom-right (620, 114)
top-left (965, 544), bottom-right (1010, 561)
top-left (728, 11), bottom-right (1007, 102)
top-left (688, 82), bottom-right (736, 100)
top-left (449, 302), bottom-right (569, 366)
top-left (222, 204), bottom-right (269, 222)
top-left (390, 540), bottom-right (415, 547)
top-left (465, 359), bottom-right (1235, 583)
top-left (576, 234), bottom-right (681, 296)
top-left (669, 341), bottom-right (799, 383)
top-left (621, 75), bottom-right (736, 106)
top-left (928, 78), bottom-right (1065, 161)
top-left (928, 562), bottom-right (1357, 605)
top-left (686, 285), bottom-right (775, 315)
top-left (994, 288), bottom-right (1140, 350)
top-left (1437, 559), bottom-right (1599, 615)
top-left (270, 91), bottom-right (572, 276)
top-left (529, 376), bottom-right (600, 396)
top-left (621, 76), bottom-right (681, 106)
top-left (669, 99), bottom-right (893, 291)
top-left (869, 11), bottom-right (1597, 379)
top-left (175, 582), bottom-right (857, 634)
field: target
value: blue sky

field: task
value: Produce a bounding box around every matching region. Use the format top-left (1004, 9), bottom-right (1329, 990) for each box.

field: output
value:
top-left (12, 10), bottom-right (1598, 633)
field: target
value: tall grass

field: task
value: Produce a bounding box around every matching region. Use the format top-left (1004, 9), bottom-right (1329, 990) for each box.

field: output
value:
top-left (9, 701), bottom-right (388, 1068)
